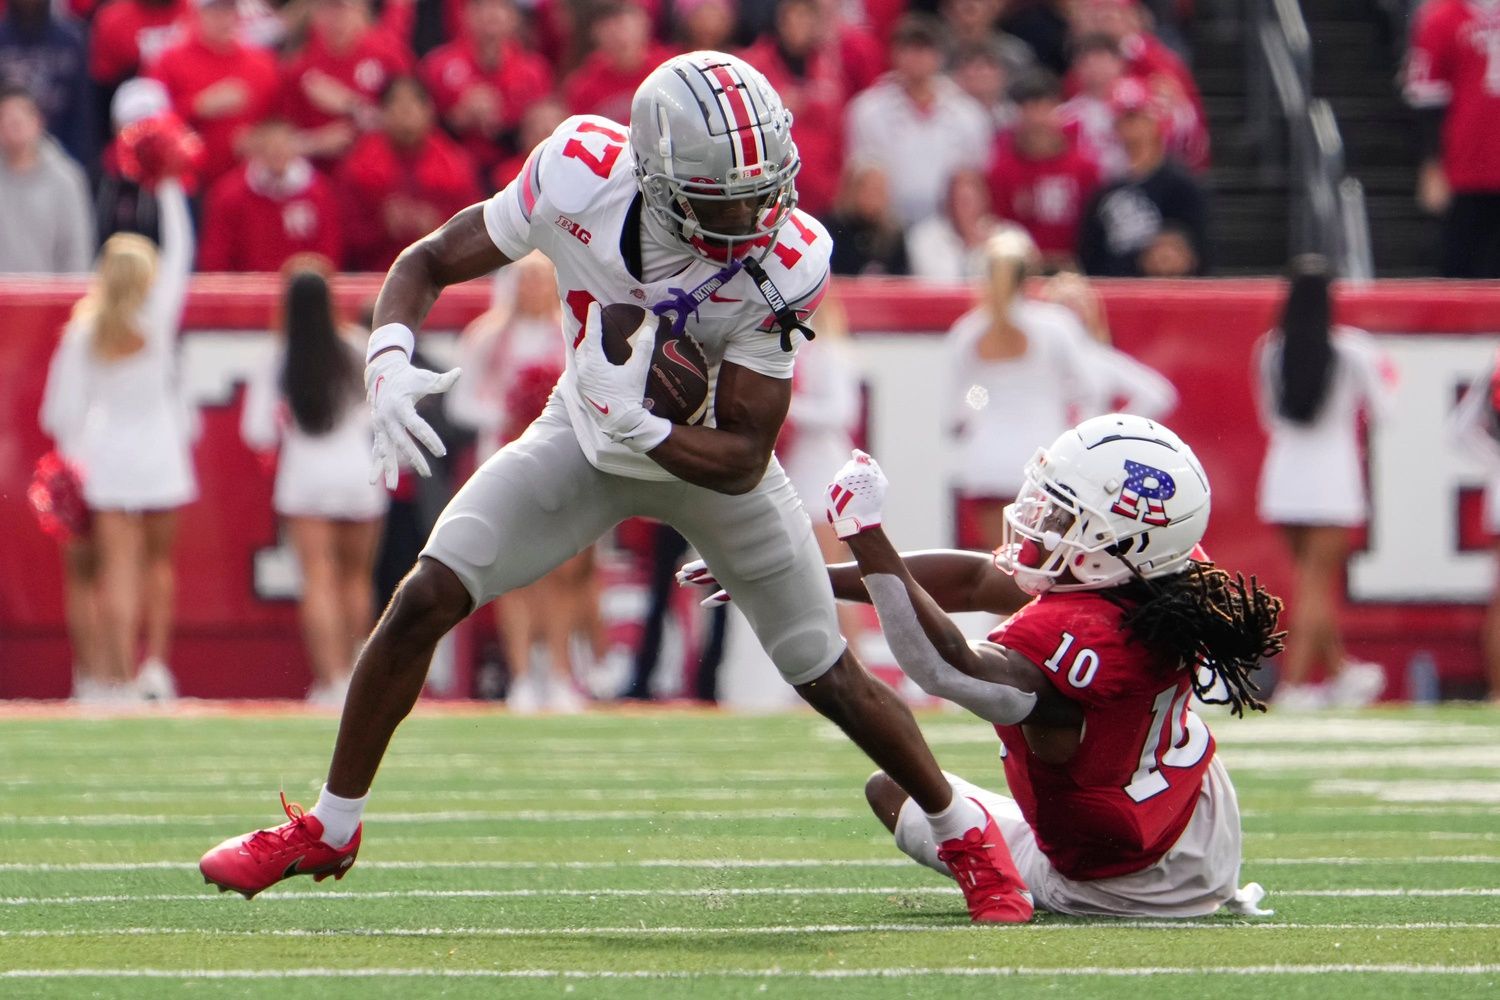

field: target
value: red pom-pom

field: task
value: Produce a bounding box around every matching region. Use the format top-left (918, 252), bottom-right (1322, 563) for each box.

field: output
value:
top-left (504, 361), bottom-right (563, 441)
top-left (28, 452), bottom-right (92, 542)
top-left (116, 113), bottom-right (204, 188)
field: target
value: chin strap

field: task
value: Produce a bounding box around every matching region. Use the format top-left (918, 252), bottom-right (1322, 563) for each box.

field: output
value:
top-left (742, 255), bottom-right (817, 353)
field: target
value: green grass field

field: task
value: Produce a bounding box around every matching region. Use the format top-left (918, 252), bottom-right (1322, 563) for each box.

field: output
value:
top-left (2, 703), bottom-right (1498, 999)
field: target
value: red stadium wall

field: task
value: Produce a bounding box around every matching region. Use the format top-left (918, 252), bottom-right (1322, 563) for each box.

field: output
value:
top-left (2, 277), bottom-right (1496, 700)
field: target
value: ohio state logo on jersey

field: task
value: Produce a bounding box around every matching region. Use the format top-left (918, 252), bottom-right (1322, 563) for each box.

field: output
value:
top-left (1110, 460), bottom-right (1175, 526)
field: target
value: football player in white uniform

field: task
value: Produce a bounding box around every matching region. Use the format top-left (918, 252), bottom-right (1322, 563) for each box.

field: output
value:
top-left (200, 52), bottom-right (1032, 923)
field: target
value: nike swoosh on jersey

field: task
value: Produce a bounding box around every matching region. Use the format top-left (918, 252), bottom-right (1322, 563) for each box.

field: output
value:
top-left (585, 396), bottom-right (610, 415)
top-left (707, 292), bottom-right (741, 303)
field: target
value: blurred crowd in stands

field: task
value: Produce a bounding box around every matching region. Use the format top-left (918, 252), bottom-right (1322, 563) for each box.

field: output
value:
top-left (0, 0), bottom-right (1212, 279)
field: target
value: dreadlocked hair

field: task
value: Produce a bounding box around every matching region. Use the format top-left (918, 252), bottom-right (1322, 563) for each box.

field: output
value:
top-left (1101, 559), bottom-right (1286, 718)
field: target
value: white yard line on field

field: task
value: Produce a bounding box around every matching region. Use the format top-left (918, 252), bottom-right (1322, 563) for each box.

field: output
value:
top-left (5, 887), bottom-right (1500, 907)
top-left (2, 855), bottom-right (1499, 874)
top-left (0, 808), bottom-right (865, 826)
top-left (3, 922), bottom-right (1500, 940)
top-left (4, 964), bottom-right (1500, 981)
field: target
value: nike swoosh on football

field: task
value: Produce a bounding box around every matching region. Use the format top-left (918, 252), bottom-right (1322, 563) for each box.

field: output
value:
top-left (585, 396), bottom-right (610, 415)
top-left (707, 292), bottom-right (741, 303)
top-left (661, 340), bottom-right (701, 372)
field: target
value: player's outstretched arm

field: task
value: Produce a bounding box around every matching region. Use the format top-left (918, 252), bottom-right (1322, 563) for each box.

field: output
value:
top-left (828, 452), bottom-right (1076, 728)
top-left (644, 361), bottom-right (790, 495)
top-left (825, 550), bottom-right (1030, 616)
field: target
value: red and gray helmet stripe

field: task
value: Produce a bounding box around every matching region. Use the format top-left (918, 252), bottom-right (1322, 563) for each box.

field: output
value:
top-left (687, 57), bottom-right (769, 175)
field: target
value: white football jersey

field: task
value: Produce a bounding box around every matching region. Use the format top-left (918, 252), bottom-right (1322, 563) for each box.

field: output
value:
top-left (483, 115), bottom-right (833, 481)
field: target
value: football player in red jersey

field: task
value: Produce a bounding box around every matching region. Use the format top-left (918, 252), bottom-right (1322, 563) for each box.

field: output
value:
top-left (200, 51), bottom-right (1033, 924)
top-left (835, 416), bottom-right (1281, 916)
top-left (687, 414), bottom-right (1283, 917)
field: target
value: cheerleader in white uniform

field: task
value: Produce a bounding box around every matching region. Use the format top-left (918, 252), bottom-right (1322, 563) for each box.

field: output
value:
top-left (1449, 355), bottom-right (1500, 703)
top-left (241, 265), bottom-right (387, 705)
top-left (45, 177), bottom-right (195, 698)
top-left (1254, 255), bottom-right (1396, 709)
top-left (444, 253), bottom-right (597, 713)
top-left (946, 226), bottom-right (1115, 551)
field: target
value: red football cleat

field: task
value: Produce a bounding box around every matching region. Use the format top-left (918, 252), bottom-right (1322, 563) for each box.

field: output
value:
top-left (199, 792), bottom-right (360, 899)
top-left (936, 800), bottom-right (1034, 924)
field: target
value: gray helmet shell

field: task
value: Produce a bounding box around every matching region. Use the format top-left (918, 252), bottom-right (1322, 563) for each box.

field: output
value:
top-left (630, 51), bottom-right (801, 262)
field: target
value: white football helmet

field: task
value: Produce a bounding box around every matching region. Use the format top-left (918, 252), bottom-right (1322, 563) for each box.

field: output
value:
top-left (995, 414), bottom-right (1211, 595)
top-left (629, 51), bottom-right (800, 264)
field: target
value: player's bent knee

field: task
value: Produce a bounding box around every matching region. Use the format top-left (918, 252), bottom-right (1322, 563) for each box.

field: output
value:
top-left (383, 558), bottom-right (472, 642)
top-left (770, 624), bottom-right (845, 686)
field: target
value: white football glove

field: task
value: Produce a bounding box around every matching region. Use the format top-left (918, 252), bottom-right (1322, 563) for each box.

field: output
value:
top-left (826, 449), bottom-right (888, 540)
top-left (574, 301), bottom-right (671, 453)
top-left (675, 558), bottom-right (731, 608)
top-left (366, 348), bottom-right (461, 489)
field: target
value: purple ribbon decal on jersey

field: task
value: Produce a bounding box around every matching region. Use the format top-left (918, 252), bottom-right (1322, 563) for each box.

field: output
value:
top-left (652, 259), bottom-right (744, 335)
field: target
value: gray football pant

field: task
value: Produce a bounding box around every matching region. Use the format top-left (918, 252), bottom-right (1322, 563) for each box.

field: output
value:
top-left (421, 398), bottom-right (845, 685)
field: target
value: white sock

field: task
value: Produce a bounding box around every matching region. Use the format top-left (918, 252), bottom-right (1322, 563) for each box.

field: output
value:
top-left (310, 784), bottom-right (368, 849)
top-left (925, 793), bottom-right (985, 843)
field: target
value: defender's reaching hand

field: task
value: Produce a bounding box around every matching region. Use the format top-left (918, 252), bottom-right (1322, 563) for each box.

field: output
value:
top-left (826, 450), bottom-right (889, 540)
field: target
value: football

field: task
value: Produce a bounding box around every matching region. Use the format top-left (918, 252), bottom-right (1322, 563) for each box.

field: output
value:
top-left (598, 303), bottom-right (710, 425)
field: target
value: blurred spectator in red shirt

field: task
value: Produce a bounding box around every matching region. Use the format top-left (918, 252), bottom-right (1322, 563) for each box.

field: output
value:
top-left (989, 70), bottom-right (1100, 269)
top-left (1065, 0), bottom-right (1207, 170)
top-left (812, 0), bottom-right (885, 95)
top-left (1405, 0), bottom-right (1500, 277)
top-left (149, 0), bottom-right (278, 189)
top-left (420, 0), bottom-right (551, 182)
top-left (490, 92), bottom-right (567, 190)
top-left (280, 0), bottom-right (413, 167)
top-left (562, 2), bottom-right (674, 122)
top-left (199, 116), bottom-right (342, 271)
top-left (674, 0), bottom-right (735, 52)
top-left (532, 0), bottom-right (663, 74)
top-left (1059, 32), bottom-right (1127, 178)
top-left (90, 0), bottom-right (186, 92)
top-left (0, 0), bottom-right (94, 166)
top-left (951, 35), bottom-right (1036, 132)
top-left (337, 75), bottom-right (480, 271)
top-left (739, 0), bottom-right (848, 219)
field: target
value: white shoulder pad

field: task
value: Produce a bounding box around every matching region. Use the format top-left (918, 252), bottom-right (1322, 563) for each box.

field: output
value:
top-left (534, 115), bottom-right (635, 215)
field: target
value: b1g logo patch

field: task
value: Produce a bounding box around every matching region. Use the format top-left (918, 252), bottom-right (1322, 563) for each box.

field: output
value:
top-left (1111, 460), bottom-right (1175, 526)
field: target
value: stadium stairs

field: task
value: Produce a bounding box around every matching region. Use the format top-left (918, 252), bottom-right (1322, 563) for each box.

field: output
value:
top-left (1191, 0), bottom-right (1437, 275)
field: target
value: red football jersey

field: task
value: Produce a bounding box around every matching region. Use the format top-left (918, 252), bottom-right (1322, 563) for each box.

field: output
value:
top-left (1405, 0), bottom-right (1500, 191)
top-left (988, 132), bottom-right (1101, 258)
top-left (989, 589), bottom-right (1216, 881)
